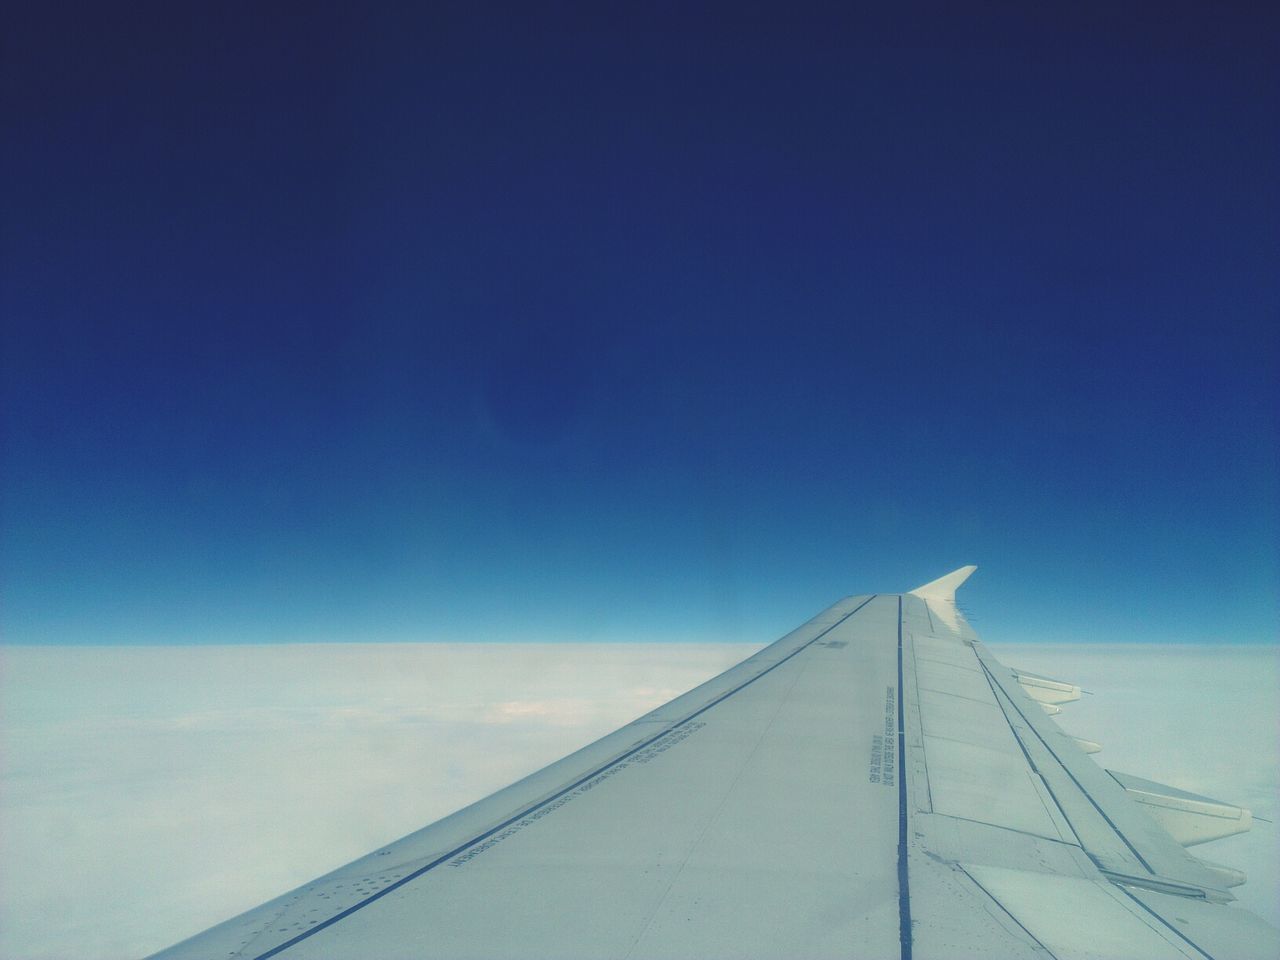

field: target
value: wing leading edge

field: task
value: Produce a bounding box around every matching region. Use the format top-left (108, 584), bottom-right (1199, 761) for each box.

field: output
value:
top-left (151, 569), bottom-right (1277, 960)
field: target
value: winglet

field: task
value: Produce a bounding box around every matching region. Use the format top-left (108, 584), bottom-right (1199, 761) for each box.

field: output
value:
top-left (909, 565), bottom-right (977, 601)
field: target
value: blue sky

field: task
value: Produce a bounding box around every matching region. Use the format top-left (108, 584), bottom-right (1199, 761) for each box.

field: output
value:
top-left (2, 4), bottom-right (1276, 646)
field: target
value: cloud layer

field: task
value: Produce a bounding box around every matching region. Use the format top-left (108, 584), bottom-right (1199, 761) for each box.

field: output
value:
top-left (2, 642), bottom-right (1275, 959)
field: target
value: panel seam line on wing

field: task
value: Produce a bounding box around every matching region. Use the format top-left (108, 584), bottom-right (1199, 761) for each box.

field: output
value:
top-left (1115, 886), bottom-right (1217, 960)
top-left (929, 814), bottom-right (1081, 849)
top-left (957, 865), bottom-right (1060, 959)
top-left (897, 595), bottom-right (913, 960)
top-left (905, 614), bottom-right (934, 813)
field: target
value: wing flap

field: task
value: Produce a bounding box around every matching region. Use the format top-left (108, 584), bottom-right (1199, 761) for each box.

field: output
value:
top-left (974, 644), bottom-right (1234, 895)
top-left (961, 865), bottom-right (1203, 959)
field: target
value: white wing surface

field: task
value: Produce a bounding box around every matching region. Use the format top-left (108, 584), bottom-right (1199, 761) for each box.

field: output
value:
top-left (151, 571), bottom-right (1277, 959)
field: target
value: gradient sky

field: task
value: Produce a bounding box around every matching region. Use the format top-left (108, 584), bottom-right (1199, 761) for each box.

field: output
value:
top-left (2, 5), bottom-right (1276, 647)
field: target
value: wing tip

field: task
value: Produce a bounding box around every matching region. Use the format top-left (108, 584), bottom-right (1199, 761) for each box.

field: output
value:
top-left (908, 565), bottom-right (977, 601)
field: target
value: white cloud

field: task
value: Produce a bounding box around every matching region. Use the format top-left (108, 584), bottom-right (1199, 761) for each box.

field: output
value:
top-left (1, 642), bottom-right (1275, 959)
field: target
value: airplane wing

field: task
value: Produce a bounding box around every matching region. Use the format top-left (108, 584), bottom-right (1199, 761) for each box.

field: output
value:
top-left (150, 569), bottom-right (1277, 959)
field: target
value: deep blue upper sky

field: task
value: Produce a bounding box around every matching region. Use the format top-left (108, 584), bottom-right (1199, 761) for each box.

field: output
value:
top-left (2, 4), bottom-right (1276, 646)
